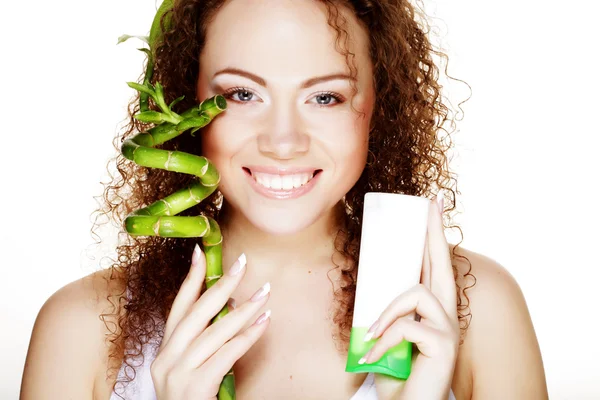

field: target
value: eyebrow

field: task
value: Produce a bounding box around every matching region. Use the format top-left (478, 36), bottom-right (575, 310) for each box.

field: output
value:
top-left (211, 67), bottom-right (356, 89)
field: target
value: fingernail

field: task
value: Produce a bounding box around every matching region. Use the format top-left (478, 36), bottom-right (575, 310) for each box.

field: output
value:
top-left (192, 244), bottom-right (201, 266)
top-left (254, 309), bottom-right (271, 325)
top-left (251, 282), bottom-right (271, 302)
top-left (228, 297), bottom-right (236, 309)
top-left (364, 320), bottom-right (379, 342)
top-left (358, 349), bottom-right (373, 365)
top-left (228, 253), bottom-right (247, 276)
top-left (436, 190), bottom-right (444, 215)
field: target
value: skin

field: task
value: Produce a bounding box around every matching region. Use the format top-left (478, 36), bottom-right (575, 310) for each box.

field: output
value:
top-left (20, 0), bottom-right (548, 399)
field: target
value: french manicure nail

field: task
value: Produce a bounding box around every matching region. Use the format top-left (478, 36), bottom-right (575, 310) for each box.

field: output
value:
top-left (436, 190), bottom-right (444, 215)
top-left (251, 282), bottom-right (271, 302)
top-left (228, 253), bottom-right (247, 276)
top-left (192, 244), bottom-right (201, 266)
top-left (364, 320), bottom-right (379, 342)
top-left (254, 309), bottom-right (271, 325)
top-left (358, 349), bottom-right (373, 365)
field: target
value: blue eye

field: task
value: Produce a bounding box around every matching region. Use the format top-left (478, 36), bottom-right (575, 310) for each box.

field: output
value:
top-left (222, 87), bottom-right (255, 102)
top-left (221, 86), bottom-right (345, 108)
top-left (313, 92), bottom-right (344, 106)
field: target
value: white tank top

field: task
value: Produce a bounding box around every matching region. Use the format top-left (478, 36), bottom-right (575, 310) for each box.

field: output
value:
top-left (109, 335), bottom-right (457, 400)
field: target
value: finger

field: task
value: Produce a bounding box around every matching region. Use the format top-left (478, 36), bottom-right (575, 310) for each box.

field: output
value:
top-left (361, 318), bottom-right (444, 364)
top-left (368, 284), bottom-right (452, 341)
top-left (427, 197), bottom-right (458, 322)
top-left (416, 231), bottom-right (432, 324)
top-left (420, 231), bottom-right (432, 291)
top-left (179, 283), bottom-right (270, 370)
top-left (195, 309), bottom-right (271, 383)
top-left (161, 244), bottom-right (206, 350)
top-left (161, 253), bottom-right (247, 363)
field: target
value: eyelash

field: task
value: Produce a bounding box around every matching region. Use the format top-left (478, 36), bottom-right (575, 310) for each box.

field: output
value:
top-left (221, 86), bottom-right (345, 108)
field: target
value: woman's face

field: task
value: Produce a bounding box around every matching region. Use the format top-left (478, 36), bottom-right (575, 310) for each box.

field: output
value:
top-left (196, 0), bottom-right (375, 235)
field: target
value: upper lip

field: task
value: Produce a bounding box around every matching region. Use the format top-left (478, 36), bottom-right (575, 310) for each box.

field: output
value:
top-left (244, 165), bottom-right (321, 175)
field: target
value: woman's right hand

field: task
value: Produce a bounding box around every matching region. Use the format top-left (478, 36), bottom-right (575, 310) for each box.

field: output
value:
top-left (151, 244), bottom-right (271, 399)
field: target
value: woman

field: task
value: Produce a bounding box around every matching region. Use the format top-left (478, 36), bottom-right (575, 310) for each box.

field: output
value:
top-left (20, 0), bottom-right (548, 399)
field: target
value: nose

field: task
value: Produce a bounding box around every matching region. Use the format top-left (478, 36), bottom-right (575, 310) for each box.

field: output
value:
top-left (257, 102), bottom-right (310, 160)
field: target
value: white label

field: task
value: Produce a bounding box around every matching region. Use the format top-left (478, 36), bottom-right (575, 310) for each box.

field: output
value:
top-left (352, 193), bottom-right (429, 327)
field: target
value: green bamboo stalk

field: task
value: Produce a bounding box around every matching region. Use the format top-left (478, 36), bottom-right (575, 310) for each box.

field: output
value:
top-left (122, 93), bottom-right (236, 400)
top-left (118, 1), bottom-right (236, 398)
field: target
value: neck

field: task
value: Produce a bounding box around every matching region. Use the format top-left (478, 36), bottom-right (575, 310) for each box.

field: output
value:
top-left (217, 199), bottom-right (347, 282)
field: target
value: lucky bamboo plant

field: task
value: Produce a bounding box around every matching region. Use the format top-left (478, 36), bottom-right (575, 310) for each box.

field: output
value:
top-left (118, 1), bottom-right (235, 398)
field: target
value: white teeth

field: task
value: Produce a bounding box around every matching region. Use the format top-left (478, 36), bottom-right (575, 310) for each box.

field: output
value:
top-left (292, 175), bottom-right (303, 188)
top-left (252, 171), bottom-right (314, 190)
top-left (269, 175), bottom-right (282, 189)
top-left (281, 176), bottom-right (294, 190)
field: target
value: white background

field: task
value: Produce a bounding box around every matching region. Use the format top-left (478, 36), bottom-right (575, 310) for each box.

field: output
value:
top-left (1, 0), bottom-right (598, 398)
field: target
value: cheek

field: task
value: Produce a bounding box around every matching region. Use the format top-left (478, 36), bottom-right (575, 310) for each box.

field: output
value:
top-left (333, 102), bottom-right (372, 177)
top-left (199, 120), bottom-right (235, 197)
top-left (200, 114), bottom-right (246, 161)
top-left (325, 110), bottom-right (370, 160)
top-left (338, 137), bottom-right (368, 176)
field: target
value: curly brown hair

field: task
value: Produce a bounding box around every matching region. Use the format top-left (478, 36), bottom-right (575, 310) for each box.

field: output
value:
top-left (92, 0), bottom-right (475, 397)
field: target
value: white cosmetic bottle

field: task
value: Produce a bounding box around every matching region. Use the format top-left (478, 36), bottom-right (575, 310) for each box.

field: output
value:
top-left (345, 192), bottom-right (430, 379)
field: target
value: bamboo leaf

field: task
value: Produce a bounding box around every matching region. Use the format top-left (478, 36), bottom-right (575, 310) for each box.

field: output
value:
top-left (134, 111), bottom-right (164, 124)
top-left (169, 95), bottom-right (185, 110)
top-left (190, 126), bottom-right (202, 136)
top-left (127, 81), bottom-right (155, 97)
top-left (149, 0), bottom-right (174, 51)
top-left (137, 48), bottom-right (152, 58)
top-left (117, 34), bottom-right (149, 45)
top-left (154, 81), bottom-right (164, 97)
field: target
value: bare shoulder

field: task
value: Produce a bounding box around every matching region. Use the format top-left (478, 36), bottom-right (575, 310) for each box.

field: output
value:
top-left (450, 244), bottom-right (549, 399)
top-left (450, 245), bottom-right (522, 304)
top-left (450, 244), bottom-right (531, 333)
top-left (20, 267), bottom-right (126, 400)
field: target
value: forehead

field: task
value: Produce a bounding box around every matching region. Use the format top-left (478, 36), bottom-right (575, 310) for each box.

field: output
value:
top-left (200, 0), bottom-right (371, 83)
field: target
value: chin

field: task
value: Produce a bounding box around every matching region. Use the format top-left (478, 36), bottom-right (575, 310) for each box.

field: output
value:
top-left (245, 206), bottom-right (325, 236)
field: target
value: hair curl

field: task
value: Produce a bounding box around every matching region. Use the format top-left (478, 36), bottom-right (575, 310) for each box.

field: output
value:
top-left (91, 0), bottom-right (476, 397)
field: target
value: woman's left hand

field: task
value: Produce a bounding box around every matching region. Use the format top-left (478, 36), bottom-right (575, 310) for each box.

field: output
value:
top-left (364, 192), bottom-right (460, 400)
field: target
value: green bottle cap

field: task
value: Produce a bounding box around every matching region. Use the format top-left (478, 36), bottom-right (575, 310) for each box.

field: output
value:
top-left (345, 326), bottom-right (412, 379)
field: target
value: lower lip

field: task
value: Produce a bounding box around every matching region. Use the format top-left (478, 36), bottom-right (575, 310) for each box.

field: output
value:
top-left (243, 168), bottom-right (322, 199)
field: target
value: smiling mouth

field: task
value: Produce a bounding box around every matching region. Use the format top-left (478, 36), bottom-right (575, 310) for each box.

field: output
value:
top-left (242, 167), bottom-right (322, 190)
